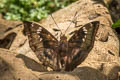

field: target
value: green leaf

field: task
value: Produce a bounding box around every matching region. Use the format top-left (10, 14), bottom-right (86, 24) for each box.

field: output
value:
top-left (0, 0), bottom-right (76, 21)
top-left (112, 19), bottom-right (120, 28)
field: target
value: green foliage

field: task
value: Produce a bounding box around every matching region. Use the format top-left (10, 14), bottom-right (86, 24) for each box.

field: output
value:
top-left (112, 19), bottom-right (120, 28)
top-left (0, 0), bottom-right (76, 21)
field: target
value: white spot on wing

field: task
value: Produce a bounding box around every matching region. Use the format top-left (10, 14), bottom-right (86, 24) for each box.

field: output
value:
top-left (37, 31), bottom-right (40, 34)
top-left (82, 38), bottom-right (85, 42)
top-left (39, 38), bottom-right (42, 41)
top-left (31, 23), bottom-right (34, 27)
top-left (83, 27), bottom-right (87, 32)
top-left (83, 27), bottom-right (87, 34)
top-left (37, 27), bottom-right (42, 31)
top-left (84, 31), bottom-right (87, 34)
top-left (38, 35), bottom-right (40, 38)
top-left (37, 27), bottom-right (42, 34)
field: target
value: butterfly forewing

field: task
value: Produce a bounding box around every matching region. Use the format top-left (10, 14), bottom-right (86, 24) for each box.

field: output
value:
top-left (65, 21), bottom-right (99, 71)
top-left (23, 21), bottom-right (59, 70)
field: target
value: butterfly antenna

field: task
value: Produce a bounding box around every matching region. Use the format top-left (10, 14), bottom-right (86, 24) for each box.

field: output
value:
top-left (51, 14), bottom-right (63, 35)
top-left (64, 11), bottom-right (78, 34)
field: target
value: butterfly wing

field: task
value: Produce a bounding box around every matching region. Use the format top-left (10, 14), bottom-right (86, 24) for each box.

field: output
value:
top-left (23, 21), bottom-right (59, 70)
top-left (66, 21), bottom-right (99, 71)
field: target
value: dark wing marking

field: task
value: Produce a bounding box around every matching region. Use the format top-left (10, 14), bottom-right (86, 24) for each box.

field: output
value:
top-left (23, 21), bottom-right (59, 70)
top-left (65, 21), bottom-right (99, 71)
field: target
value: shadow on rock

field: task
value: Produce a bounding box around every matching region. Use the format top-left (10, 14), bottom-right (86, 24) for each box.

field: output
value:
top-left (0, 32), bottom-right (16, 49)
top-left (16, 54), bottom-right (47, 72)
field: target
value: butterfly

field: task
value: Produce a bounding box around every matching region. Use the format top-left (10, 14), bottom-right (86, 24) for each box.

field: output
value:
top-left (23, 20), bottom-right (99, 71)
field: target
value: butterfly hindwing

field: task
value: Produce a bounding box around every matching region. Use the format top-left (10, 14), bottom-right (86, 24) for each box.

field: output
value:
top-left (23, 21), bottom-right (59, 70)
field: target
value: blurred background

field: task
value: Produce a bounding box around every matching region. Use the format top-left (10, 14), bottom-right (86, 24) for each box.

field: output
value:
top-left (0, 0), bottom-right (120, 38)
top-left (0, 0), bottom-right (77, 21)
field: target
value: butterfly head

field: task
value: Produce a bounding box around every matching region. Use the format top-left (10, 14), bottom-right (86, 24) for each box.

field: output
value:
top-left (60, 35), bottom-right (67, 41)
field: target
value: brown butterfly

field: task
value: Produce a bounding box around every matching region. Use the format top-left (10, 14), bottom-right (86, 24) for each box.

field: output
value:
top-left (23, 21), bottom-right (99, 71)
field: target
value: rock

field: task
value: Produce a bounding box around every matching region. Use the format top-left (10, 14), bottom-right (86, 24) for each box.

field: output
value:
top-left (0, 48), bottom-right (45, 80)
top-left (0, 48), bottom-right (107, 80)
top-left (0, 17), bottom-right (22, 49)
top-left (0, 0), bottom-right (120, 80)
